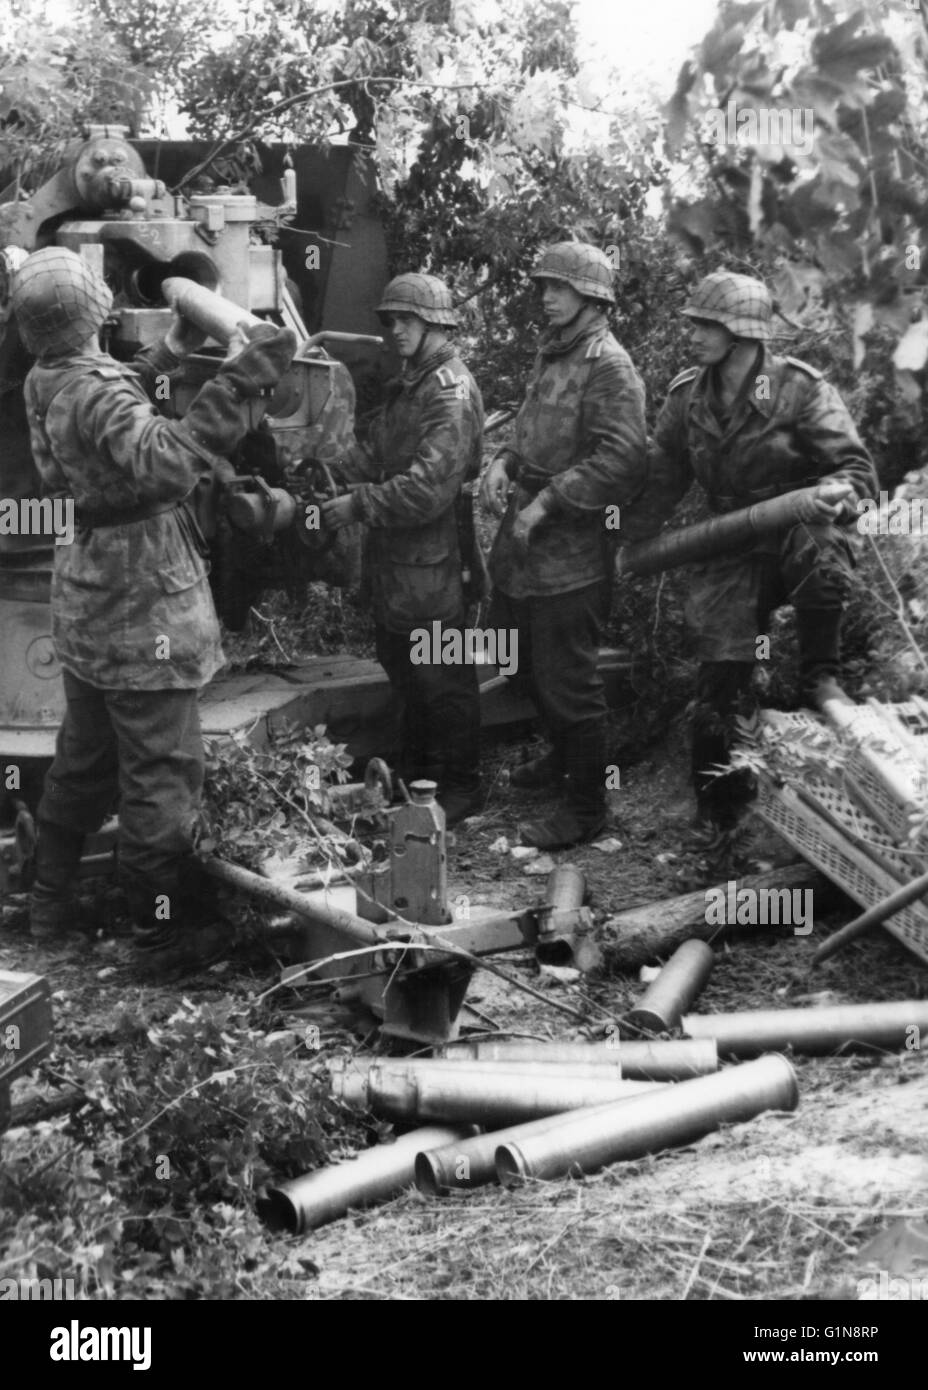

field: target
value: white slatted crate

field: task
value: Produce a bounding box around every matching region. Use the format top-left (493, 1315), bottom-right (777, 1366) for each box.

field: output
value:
top-left (756, 778), bottom-right (928, 966)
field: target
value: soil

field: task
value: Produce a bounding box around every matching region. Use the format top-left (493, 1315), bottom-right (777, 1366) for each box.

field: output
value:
top-left (2, 715), bottom-right (927, 1302)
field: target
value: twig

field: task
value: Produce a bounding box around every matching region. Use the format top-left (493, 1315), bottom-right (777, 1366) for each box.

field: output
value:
top-left (175, 78), bottom-right (492, 192)
top-left (279, 226), bottom-right (353, 249)
top-left (863, 532), bottom-right (928, 675)
top-left (256, 935), bottom-right (604, 1027)
top-left (680, 1231), bottom-right (711, 1299)
top-left (522, 1214), bottom-right (584, 1276)
top-left (248, 606), bottom-right (295, 663)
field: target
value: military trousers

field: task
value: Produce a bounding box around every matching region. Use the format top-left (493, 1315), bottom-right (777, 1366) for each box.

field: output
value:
top-left (688, 519), bottom-right (854, 825)
top-left (489, 580), bottom-right (610, 735)
top-left (38, 669), bottom-right (206, 923)
top-left (685, 519), bottom-right (855, 662)
top-left (375, 618), bottom-right (480, 794)
top-left (489, 580), bottom-right (610, 814)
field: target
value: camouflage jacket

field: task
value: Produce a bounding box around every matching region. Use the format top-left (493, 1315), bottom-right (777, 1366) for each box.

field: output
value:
top-left (622, 348), bottom-right (878, 549)
top-left (342, 342), bottom-right (484, 632)
top-left (489, 310), bottom-right (647, 598)
top-left (24, 340), bottom-right (254, 691)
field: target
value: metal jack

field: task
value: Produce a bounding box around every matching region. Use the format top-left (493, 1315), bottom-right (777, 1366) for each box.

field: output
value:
top-left (222, 781), bottom-right (604, 1044)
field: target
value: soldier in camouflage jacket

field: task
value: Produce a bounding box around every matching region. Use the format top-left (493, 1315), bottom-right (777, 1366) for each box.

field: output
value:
top-left (323, 274), bottom-right (484, 825)
top-left (12, 247), bottom-right (296, 976)
top-left (481, 243), bottom-right (648, 850)
top-left (622, 270), bottom-right (878, 833)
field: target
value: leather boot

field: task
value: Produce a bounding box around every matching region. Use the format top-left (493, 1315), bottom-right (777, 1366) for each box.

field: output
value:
top-left (509, 746), bottom-right (566, 790)
top-left (691, 662), bottom-right (756, 833)
top-left (796, 607), bottom-right (843, 706)
top-left (29, 821), bottom-right (86, 939)
top-left (518, 722), bottom-right (607, 850)
top-left (125, 869), bottom-right (229, 981)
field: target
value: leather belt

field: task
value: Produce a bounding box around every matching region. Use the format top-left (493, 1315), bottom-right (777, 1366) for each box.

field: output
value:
top-left (76, 501), bottom-right (179, 530)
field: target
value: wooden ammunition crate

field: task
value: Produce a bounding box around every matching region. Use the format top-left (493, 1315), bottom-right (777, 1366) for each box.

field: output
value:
top-left (0, 969), bottom-right (52, 1093)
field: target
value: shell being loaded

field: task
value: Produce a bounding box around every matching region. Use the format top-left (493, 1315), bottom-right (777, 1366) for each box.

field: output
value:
top-left (329, 1057), bottom-right (663, 1125)
top-left (682, 999), bottom-right (928, 1057)
top-left (495, 1054), bottom-right (800, 1185)
top-left (617, 485), bottom-right (833, 579)
top-left (265, 1124), bottom-right (470, 1232)
top-left (161, 276), bottom-right (263, 345)
top-left (437, 1037), bottom-right (719, 1079)
top-left (0, 133), bottom-right (390, 778)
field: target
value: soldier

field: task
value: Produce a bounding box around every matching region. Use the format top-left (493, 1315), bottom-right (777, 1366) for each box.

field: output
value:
top-left (12, 247), bottom-right (296, 976)
top-left (321, 273), bottom-right (484, 826)
top-left (622, 270), bottom-right (878, 834)
top-left (480, 242), bottom-right (648, 849)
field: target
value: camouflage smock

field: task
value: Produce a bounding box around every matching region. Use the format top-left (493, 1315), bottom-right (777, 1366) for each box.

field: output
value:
top-left (624, 348), bottom-right (877, 542)
top-left (344, 343), bottom-right (484, 633)
top-left (24, 340), bottom-right (249, 691)
top-left (489, 310), bottom-right (647, 599)
top-left (621, 348), bottom-right (878, 662)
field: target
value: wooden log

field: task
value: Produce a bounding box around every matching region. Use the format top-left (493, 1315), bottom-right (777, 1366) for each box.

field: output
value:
top-left (9, 1086), bottom-right (88, 1128)
top-left (601, 864), bottom-right (837, 975)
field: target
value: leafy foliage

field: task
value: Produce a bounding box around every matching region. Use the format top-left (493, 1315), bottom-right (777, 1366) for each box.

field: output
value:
top-left (200, 723), bottom-right (357, 868)
top-left (0, 2), bottom-right (156, 185)
top-left (0, 998), bottom-right (367, 1299)
top-left (661, 0), bottom-right (928, 474)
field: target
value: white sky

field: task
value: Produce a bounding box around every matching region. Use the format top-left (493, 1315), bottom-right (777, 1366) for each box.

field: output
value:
top-left (575, 0), bottom-right (720, 100)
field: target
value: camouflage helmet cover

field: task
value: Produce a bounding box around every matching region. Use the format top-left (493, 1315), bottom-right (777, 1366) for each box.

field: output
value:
top-left (11, 247), bottom-right (113, 358)
top-left (681, 271), bottom-right (773, 341)
top-left (529, 242), bottom-right (615, 306)
top-left (376, 273), bottom-right (458, 328)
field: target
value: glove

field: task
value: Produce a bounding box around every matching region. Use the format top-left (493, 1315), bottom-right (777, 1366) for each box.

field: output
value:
top-left (217, 323), bottom-right (298, 400)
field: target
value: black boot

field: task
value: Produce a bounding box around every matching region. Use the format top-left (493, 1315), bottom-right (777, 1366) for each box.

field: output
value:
top-left (509, 745), bottom-right (566, 790)
top-left (29, 821), bottom-right (86, 939)
top-left (691, 662), bottom-right (756, 832)
top-left (796, 607), bottom-right (843, 707)
top-left (124, 869), bottom-right (230, 981)
top-left (519, 722), bottom-right (607, 850)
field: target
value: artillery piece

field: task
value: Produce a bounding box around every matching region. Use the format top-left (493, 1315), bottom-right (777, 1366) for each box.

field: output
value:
top-left (0, 127), bottom-right (393, 880)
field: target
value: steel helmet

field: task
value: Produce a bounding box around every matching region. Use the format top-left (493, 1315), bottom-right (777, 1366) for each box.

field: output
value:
top-left (375, 273), bottom-right (458, 328)
top-left (11, 247), bottom-right (113, 358)
top-left (529, 242), bottom-right (615, 306)
top-left (681, 271), bottom-right (773, 341)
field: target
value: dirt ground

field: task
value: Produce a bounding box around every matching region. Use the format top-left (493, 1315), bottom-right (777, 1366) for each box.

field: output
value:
top-left (2, 716), bottom-right (927, 1301)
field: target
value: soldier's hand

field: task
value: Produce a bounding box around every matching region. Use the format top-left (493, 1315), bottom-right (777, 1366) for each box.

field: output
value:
top-left (480, 457), bottom-right (511, 517)
top-left (165, 310), bottom-right (208, 358)
top-left (512, 497), bottom-right (548, 553)
top-left (218, 323), bottom-right (298, 398)
top-left (321, 494), bottom-right (356, 530)
top-left (812, 479), bottom-right (858, 521)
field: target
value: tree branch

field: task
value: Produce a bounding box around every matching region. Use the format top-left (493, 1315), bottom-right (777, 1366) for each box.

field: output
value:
top-left (175, 77), bottom-right (490, 192)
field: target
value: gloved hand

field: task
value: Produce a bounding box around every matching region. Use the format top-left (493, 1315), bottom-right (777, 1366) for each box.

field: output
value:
top-left (218, 322), bottom-right (298, 399)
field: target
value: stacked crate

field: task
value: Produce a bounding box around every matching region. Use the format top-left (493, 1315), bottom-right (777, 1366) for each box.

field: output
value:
top-left (755, 694), bottom-right (928, 966)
